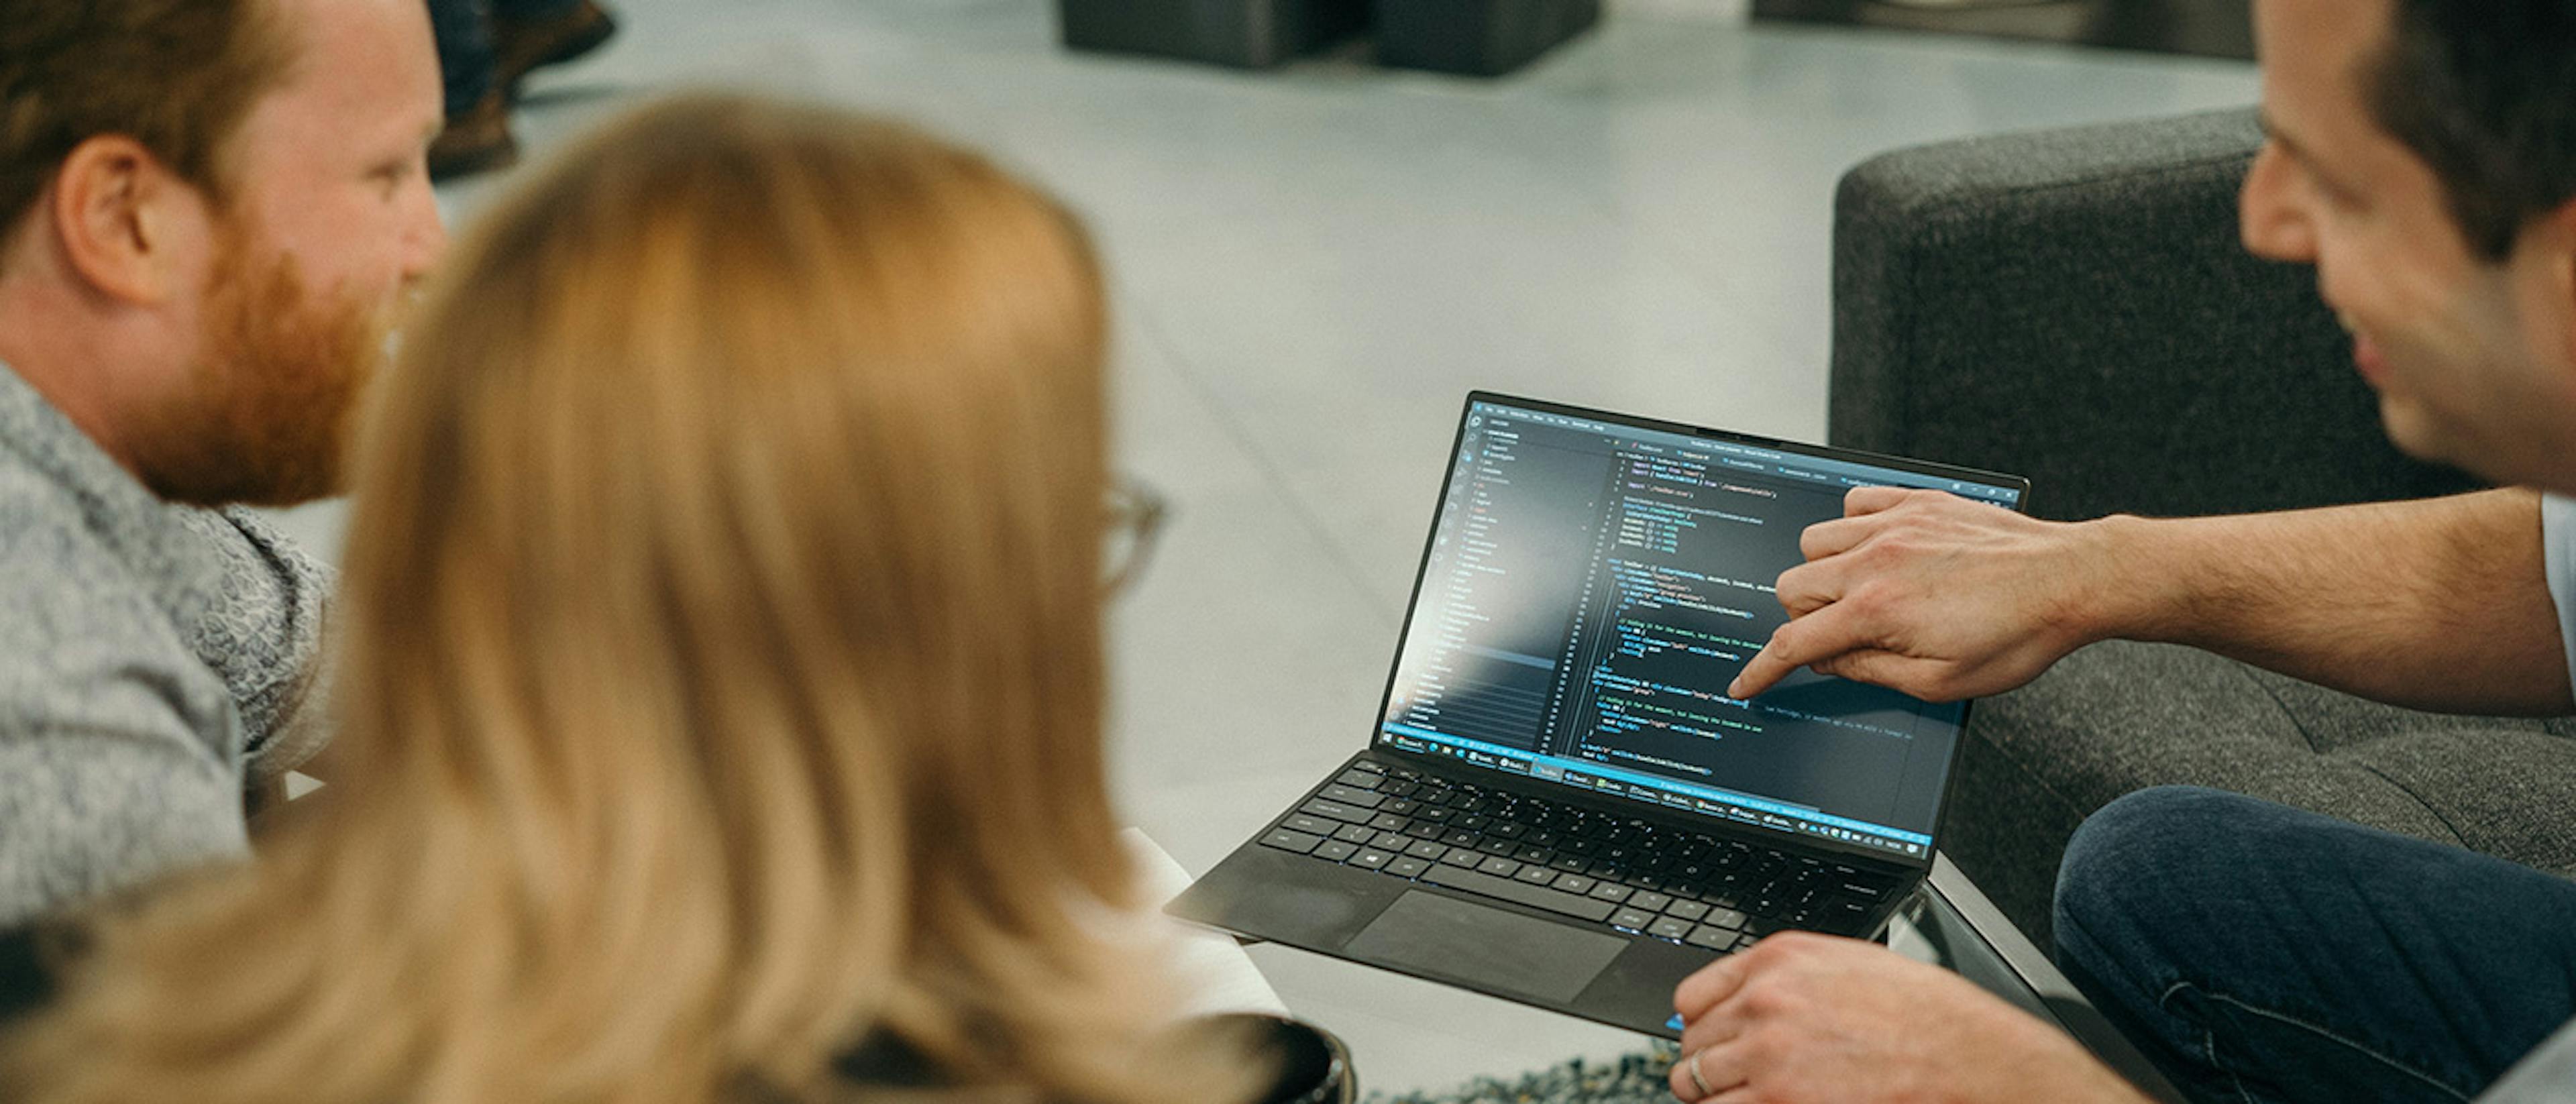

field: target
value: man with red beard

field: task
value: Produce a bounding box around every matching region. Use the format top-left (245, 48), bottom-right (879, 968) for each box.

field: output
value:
top-left (0, 0), bottom-right (444, 926)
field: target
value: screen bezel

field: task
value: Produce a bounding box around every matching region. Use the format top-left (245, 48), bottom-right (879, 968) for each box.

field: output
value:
top-left (1366, 391), bottom-right (2035, 871)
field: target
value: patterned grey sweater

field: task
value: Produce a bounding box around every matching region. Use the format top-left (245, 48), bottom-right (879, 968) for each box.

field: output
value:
top-left (0, 360), bottom-right (332, 928)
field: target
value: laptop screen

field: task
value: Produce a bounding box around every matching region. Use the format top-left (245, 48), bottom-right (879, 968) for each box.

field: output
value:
top-left (1373, 394), bottom-right (2029, 863)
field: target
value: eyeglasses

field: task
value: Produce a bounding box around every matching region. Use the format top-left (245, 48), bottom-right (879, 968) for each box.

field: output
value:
top-left (1104, 477), bottom-right (1169, 597)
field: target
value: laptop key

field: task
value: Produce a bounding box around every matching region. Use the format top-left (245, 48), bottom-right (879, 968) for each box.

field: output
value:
top-left (1332, 824), bottom-right (1375, 844)
top-left (1319, 785), bottom-right (1385, 809)
top-left (1684, 924), bottom-right (1735, 951)
top-left (1259, 828), bottom-right (1324, 855)
top-left (1315, 841), bottom-right (1359, 863)
top-left (1368, 814), bottom-right (1407, 832)
top-left (1350, 848), bottom-right (1395, 871)
top-left (1648, 917), bottom-right (1695, 942)
top-left (1351, 760), bottom-right (1386, 775)
top-left (1299, 799), bottom-right (1371, 824)
top-left (1705, 907), bottom-right (1749, 931)
top-left (1610, 908), bottom-right (1656, 932)
top-left (1514, 845), bottom-right (1554, 864)
top-left (1418, 865), bottom-right (1617, 924)
top-left (1629, 891), bottom-right (1673, 913)
top-left (1587, 883), bottom-right (1632, 904)
top-left (1334, 770), bottom-right (1384, 789)
top-left (1477, 856), bottom-right (1521, 878)
top-left (1387, 857), bottom-right (1431, 879)
top-left (1437, 848), bottom-right (1485, 869)
top-left (1819, 905), bottom-right (1875, 937)
top-left (1371, 830), bottom-right (1411, 850)
top-left (1441, 828), bottom-right (1481, 848)
top-left (1664, 900), bottom-right (1712, 922)
top-left (1552, 874), bottom-right (1596, 896)
top-left (1283, 814), bottom-right (1336, 836)
top-left (1404, 840), bottom-right (1448, 861)
top-left (1513, 865), bottom-right (1557, 886)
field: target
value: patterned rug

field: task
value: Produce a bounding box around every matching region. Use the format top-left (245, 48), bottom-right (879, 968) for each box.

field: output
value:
top-left (1364, 1044), bottom-right (1679, 1104)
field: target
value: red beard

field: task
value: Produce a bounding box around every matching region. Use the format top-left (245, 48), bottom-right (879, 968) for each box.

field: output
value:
top-left (133, 211), bottom-right (385, 508)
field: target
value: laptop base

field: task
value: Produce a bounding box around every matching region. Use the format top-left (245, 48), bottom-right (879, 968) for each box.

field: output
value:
top-left (1169, 752), bottom-right (1913, 1040)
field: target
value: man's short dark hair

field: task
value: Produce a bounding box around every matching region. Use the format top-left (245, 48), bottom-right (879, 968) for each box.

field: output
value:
top-left (2369, 0), bottom-right (2576, 262)
top-left (0, 0), bottom-right (294, 253)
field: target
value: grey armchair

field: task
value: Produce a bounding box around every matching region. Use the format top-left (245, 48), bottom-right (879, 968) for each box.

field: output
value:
top-left (1827, 108), bottom-right (2576, 945)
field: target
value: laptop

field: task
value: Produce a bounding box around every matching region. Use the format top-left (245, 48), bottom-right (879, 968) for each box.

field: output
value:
top-left (1167, 392), bottom-right (2030, 1039)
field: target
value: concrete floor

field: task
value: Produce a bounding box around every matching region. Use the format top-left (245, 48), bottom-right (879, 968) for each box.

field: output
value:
top-left (261, 1), bottom-right (2258, 1092)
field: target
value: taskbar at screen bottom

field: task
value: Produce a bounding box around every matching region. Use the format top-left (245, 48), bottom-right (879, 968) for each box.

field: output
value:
top-left (1377, 724), bottom-right (1931, 860)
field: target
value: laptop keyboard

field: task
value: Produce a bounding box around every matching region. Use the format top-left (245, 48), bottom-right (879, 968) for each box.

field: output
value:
top-left (1256, 759), bottom-right (1903, 953)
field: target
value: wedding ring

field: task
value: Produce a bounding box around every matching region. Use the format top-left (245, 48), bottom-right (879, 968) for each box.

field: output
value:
top-left (1687, 1048), bottom-right (1713, 1098)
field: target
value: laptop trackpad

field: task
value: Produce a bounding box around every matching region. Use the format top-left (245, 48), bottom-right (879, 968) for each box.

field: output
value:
top-left (1344, 891), bottom-right (1627, 1004)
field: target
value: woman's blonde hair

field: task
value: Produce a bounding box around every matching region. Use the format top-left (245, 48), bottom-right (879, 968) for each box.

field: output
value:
top-left (5, 93), bottom-right (1246, 1104)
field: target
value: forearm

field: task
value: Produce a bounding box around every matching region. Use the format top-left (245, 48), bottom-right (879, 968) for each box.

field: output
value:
top-left (2086, 488), bottom-right (2573, 715)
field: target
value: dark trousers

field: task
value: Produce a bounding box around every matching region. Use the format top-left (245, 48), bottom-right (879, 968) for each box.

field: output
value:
top-left (2053, 785), bottom-right (2576, 1103)
top-left (425, 0), bottom-right (586, 117)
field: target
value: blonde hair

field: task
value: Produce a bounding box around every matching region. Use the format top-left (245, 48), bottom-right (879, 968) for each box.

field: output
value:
top-left (4, 94), bottom-right (1250, 1104)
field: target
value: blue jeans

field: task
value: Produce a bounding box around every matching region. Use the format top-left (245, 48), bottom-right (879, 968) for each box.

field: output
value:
top-left (2053, 786), bottom-right (2576, 1103)
top-left (425, 0), bottom-right (585, 117)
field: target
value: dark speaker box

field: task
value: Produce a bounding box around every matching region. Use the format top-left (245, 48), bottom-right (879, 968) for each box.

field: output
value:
top-left (1057, 0), bottom-right (1371, 68)
top-left (1373, 0), bottom-right (1602, 77)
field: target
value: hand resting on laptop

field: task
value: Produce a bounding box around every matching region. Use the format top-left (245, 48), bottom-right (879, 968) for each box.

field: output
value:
top-left (1666, 933), bottom-right (2147, 1104)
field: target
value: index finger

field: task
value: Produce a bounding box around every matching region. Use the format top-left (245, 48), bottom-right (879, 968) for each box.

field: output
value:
top-left (1727, 603), bottom-right (1873, 700)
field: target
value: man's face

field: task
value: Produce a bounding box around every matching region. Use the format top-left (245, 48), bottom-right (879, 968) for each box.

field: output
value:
top-left (140, 0), bottom-right (445, 506)
top-left (2244, 0), bottom-right (2576, 492)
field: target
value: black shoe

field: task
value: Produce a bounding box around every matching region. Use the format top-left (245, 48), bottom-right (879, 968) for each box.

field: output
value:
top-left (495, 1), bottom-right (619, 97)
top-left (429, 89), bottom-right (520, 182)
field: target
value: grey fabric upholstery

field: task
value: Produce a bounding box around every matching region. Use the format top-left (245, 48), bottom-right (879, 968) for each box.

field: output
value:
top-left (1829, 108), bottom-right (2477, 522)
top-left (1827, 108), bottom-right (2576, 944)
